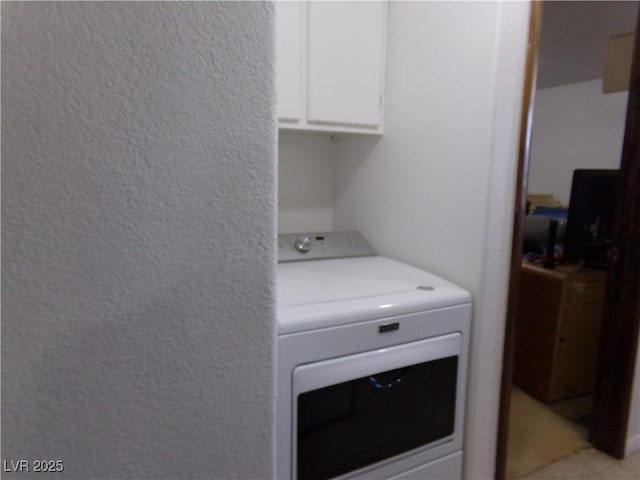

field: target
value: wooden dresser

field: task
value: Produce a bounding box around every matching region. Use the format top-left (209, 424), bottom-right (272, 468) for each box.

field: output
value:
top-left (513, 261), bottom-right (607, 403)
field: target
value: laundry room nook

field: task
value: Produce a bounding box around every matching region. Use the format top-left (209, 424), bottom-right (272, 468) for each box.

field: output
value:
top-left (276, 2), bottom-right (529, 478)
top-left (275, 1), bottom-right (640, 479)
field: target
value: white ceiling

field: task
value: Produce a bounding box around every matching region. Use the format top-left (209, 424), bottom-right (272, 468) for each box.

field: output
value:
top-left (537, 0), bottom-right (638, 89)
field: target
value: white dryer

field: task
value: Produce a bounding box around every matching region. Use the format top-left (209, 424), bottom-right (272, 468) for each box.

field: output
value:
top-left (276, 232), bottom-right (471, 480)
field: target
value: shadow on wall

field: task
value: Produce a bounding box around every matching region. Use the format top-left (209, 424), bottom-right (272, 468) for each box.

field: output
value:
top-left (330, 136), bottom-right (383, 207)
top-left (3, 274), bottom-right (241, 478)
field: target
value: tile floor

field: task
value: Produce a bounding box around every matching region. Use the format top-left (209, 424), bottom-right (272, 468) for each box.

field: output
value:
top-left (523, 447), bottom-right (640, 479)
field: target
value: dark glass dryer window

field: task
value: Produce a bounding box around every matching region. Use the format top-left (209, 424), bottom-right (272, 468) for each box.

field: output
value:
top-left (296, 356), bottom-right (458, 480)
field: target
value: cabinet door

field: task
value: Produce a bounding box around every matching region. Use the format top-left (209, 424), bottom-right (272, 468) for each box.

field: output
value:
top-left (276, 1), bottom-right (305, 123)
top-left (307, 1), bottom-right (387, 129)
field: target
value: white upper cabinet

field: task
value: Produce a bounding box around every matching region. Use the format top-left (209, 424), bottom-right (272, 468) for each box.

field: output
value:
top-left (307, 1), bottom-right (386, 130)
top-left (276, 1), bottom-right (305, 124)
top-left (276, 1), bottom-right (388, 135)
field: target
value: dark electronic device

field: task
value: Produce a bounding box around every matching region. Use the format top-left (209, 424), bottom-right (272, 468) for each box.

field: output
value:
top-left (543, 219), bottom-right (559, 269)
top-left (564, 169), bottom-right (619, 269)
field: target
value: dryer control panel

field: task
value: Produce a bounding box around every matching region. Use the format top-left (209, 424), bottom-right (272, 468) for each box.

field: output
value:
top-left (278, 231), bottom-right (377, 263)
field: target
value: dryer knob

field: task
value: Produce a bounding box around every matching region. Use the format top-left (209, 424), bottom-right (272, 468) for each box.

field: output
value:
top-left (294, 236), bottom-right (312, 253)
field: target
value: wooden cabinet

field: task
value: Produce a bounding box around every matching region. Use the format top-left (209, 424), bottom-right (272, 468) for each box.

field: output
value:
top-left (275, 1), bottom-right (388, 135)
top-left (513, 262), bottom-right (607, 403)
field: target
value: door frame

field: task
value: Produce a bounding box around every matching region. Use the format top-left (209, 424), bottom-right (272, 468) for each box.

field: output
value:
top-left (494, 2), bottom-right (544, 479)
top-left (495, 2), bottom-right (640, 478)
top-left (589, 9), bottom-right (640, 458)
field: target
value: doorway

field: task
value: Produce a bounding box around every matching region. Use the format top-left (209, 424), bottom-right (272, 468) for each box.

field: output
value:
top-left (496, 1), bottom-right (640, 479)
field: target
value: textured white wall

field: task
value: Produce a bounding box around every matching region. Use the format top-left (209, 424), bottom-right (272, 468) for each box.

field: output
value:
top-left (332, 2), bottom-right (529, 478)
top-left (2, 3), bottom-right (277, 479)
top-left (278, 132), bottom-right (335, 233)
top-left (528, 79), bottom-right (628, 205)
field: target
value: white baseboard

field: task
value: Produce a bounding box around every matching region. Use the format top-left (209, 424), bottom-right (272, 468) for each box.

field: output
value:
top-left (626, 434), bottom-right (640, 457)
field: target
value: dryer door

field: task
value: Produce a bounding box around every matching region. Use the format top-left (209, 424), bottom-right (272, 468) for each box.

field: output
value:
top-left (292, 333), bottom-right (462, 480)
